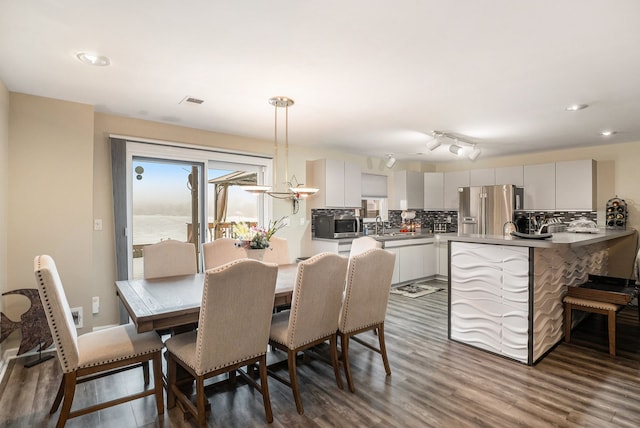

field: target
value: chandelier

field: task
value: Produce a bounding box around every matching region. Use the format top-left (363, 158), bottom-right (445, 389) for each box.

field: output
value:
top-left (243, 97), bottom-right (318, 212)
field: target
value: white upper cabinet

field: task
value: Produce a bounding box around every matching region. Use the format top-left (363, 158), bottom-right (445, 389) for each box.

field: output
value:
top-left (495, 166), bottom-right (524, 186)
top-left (469, 168), bottom-right (495, 186)
top-left (444, 170), bottom-right (470, 210)
top-left (392, 170), bottom-right (424, 210)
top-left (344, 161), bottom-right (363, 207)
top-left (306, 159), bottom-right (362, 208)
top-left (424, 172), bottom-right (444, 210)
top-left (555, 159), bottom-right (596, 211)
top-left (523, 163), bottom-right (556, 210)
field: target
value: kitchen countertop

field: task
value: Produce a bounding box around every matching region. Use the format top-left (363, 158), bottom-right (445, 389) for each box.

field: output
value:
top-left (312, 229), bottom-right (635, 248)
top-left (448, 228), bottom-right (635, 248)
top-left (312, 231), bottom-right (456, 244)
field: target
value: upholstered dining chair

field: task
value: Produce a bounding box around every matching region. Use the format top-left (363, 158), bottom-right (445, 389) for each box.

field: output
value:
top-left (348, 236), bottom-right (382, 259)
top-left (143, 239), bottom-right (197, 279)
top-left (263, 236), bottom-right (290, 265)
top-left (34, 255), bottom-right (164, 428)
top-left (338, 248), bottom-right (396, 392)
top-left (202, 237), bottom-right (247, 270)
top-left (268, 252), bottom-right (349, 414)
top-left (165, 259), bottom-right (278, 427)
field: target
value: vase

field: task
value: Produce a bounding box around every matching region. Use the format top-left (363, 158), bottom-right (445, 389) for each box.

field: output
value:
top-left (246, 248), bottom-right (266, 261)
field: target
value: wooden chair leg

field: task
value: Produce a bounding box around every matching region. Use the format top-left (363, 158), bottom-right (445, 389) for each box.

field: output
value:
top-left (258, 355), bottom-right (274, 423)
top-left (152, 352), bottom-right (164, 414)
top-left (142, 360), bottom-right (150, 385)
top-left (330, 334), bottom-right (344, 390)
top-left (167, 354), bottom-right (177, 409)
top-left (287, 349), bottom-right (304, 415)
top-left (608, 310), bottom-right (616, 357)
top-left (377, 324), bottom-right (391, 376)
top-left (340, 333), bottom-right (355, 393)
top-left (50, 376), bottom-right (65, 414)
top-left (196, 376), bottom-right (207, 427)
top-left (564, 302), bottom-right (572, 343)
top-left (56, 372), bottom-right (76, 428)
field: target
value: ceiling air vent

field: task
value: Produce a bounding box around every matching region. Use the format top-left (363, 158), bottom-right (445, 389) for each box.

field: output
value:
top-left (180, 96), bottom-right (204, 105)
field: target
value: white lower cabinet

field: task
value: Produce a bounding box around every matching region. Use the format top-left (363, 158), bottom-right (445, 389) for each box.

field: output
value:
top-left (384, 238), bottom-right (436, 284)
top-left (436, 237), bottom-right (448, 280)
top-left (386, 248), bottom-right (401, 284)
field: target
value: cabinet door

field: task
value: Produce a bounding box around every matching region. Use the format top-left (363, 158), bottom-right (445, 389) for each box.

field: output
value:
top-left (444, 171), bottom-right (470, 210)
top-left (392, 170), bottom-right (424, 210)
top-left (523, 163), bottom-right (555, 210)
top-left (495, 165), bottom-right (524, 186)
top-left (386, 248), bottom-right (400, 285)
top-left (424, 172), bottom-right (444, 210)
top-left (324, 159), bottom-right (346, 207)
top-left (555, 160), bottom-right (595, 211)
top-left (469, 168), bottom-right (495, 186)
top-left (398, 245), bottom-right (424, 282)
top-left (398, 243), bottom-right (435, 282)
top-left (343, 161), bottom-right (362, 208)
top-left (423, 242), bottom-right (436, 277)
top-left (436, 238), bottom-right (448, 279)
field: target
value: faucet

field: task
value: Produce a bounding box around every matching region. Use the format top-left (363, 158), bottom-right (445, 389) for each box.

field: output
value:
top-left (375, 215), bottom-right (385, 236)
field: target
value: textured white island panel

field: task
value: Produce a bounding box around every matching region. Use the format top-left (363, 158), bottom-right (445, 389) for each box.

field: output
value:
top-left (450, 242), bottom-right (530, 363)
top-left (531, 243), bottom-right (607, 361)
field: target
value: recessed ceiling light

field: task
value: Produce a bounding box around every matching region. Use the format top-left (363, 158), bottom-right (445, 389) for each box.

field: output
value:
top-left (600, 130), bottom-right (616, 137)
top-left (76, 51), bottom-right (110, 66)
top-left (565, 104), bottom-right (588, 111)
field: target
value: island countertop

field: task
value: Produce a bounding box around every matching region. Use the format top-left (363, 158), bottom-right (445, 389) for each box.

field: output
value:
top-left (448, 229), bottom-right (635, 249)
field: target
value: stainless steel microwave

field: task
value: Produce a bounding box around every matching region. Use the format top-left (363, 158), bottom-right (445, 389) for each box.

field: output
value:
top-left (315, 215), bottom-right (361, 238)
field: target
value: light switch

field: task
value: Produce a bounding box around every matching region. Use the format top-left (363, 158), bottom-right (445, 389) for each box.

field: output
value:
top-left (92, 296), bottom-right (100, 314)
top-left (94, 219), bottom-right (103, 231)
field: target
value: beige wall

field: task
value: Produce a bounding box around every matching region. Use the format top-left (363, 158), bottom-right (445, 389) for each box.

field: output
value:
top-left (5, 93), bottom-right (94, 350)
top-left (0, 81), bottom-right (9, 356)
top-left (3, 91), bottom-right (640, 342)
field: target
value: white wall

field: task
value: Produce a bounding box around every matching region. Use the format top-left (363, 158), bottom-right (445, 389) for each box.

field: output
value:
top-left (0, 80), bottom-right (9, 358)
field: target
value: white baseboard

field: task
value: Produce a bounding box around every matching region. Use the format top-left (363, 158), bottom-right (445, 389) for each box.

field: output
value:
top-left (0, 323), bottom-right (123, 383)
top-left (0, 347), bottom-right (57, 384)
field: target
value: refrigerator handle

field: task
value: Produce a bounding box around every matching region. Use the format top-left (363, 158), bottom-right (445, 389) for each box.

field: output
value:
top-left (479, 197), bottom-right (484, 234)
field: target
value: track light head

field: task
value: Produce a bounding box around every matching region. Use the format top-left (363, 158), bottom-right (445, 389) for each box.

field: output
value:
top-left (426, 136), bottom-right (441, 151)
top-left (468, 145), bottom-right (481, 161)
top-left (385, 154), bottom-right (396, 168)
top-left (449, 144), bottom-right (461, 155)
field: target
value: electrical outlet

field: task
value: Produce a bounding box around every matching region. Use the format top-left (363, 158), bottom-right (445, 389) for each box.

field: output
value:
top-left (92, 296), bottom-right (100, 314)
top-left (283, 217), bottom-right (290, 227)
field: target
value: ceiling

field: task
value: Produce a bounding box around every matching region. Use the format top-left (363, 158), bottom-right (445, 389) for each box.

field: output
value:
top-left (2, 1), bottom-right (640, 163)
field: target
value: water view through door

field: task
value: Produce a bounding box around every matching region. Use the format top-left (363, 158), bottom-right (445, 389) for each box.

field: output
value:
top-left (131, 159), bottom-right (202, 278)
top-left (130, 158), bottom-right (263, 279)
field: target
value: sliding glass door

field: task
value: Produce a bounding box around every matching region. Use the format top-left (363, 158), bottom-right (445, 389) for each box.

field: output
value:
top-left (130, 158), bottom-right (202, 279)
top-left (112, 139), bottom-right (272, 282)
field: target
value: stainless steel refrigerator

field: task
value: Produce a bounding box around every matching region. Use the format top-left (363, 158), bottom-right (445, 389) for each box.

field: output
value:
top-left (458, 185), bottom-right (523, 235)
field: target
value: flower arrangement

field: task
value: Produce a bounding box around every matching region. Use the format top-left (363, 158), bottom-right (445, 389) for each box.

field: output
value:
top-left (233, 217), bottom-right (287, 249)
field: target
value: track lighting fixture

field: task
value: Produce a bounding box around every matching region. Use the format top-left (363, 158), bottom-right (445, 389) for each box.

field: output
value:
top-left (430, 130), bottom-right (481, 161)
top-left (385, 154), bottom-right (397, 168)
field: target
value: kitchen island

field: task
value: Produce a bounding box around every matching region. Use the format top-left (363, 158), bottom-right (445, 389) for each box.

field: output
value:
top-left (448, 229), bottom-right (637, 365)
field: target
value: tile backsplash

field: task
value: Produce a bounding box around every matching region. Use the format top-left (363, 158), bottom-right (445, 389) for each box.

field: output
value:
top-left (311, 208), bottom-right (597, 235)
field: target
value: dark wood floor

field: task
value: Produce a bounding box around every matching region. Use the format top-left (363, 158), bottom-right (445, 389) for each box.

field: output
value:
top-left (2, 283), bottom-right (640, 427)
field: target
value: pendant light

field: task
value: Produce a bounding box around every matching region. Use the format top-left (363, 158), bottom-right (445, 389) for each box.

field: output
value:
top-left (243, 97), bottom-right (318, 212)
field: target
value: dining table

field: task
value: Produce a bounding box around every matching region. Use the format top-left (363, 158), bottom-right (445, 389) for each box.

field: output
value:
top-left (115, 263), bottom-right (297, 334)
